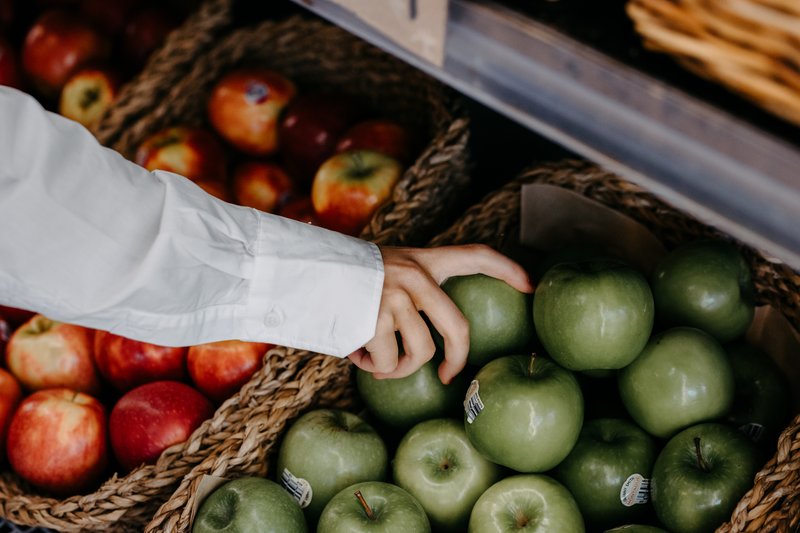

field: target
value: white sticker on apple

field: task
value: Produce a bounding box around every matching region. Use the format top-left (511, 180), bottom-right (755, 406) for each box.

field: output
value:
top-left (280, 468), bottom-right (313, 508)
top-left (738, 423), bottom-right (765, 443)
top-left (464, 380), bottom-right (484, 424)
top-left (619, 473), bottom-right (650, 507)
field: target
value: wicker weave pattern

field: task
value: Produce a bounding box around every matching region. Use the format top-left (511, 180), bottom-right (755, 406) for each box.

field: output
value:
top-left (627, 0), bottom-right (800, 127)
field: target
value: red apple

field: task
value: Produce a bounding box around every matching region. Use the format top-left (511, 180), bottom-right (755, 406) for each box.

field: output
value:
top-left (232, 161), bottom-right (294, 213)
top-left (0, 0), bottom-right (13, 30)
top-left (0, 368), bottom-right (23, 461)
top-left (7, 388), bottom-right (108, 495)
top-left (80, 0), bottom-right (139, 36)
top-left (135, 126), bottom-right (227, 182)
top-left (312, 150), bottom-right (402, 236)
top-left (207, 68), bottom-right (296, 156)
top-left (93, 330), bottom-right (187, 392)
top-left (196, 179), bottom-right (232, 202)
top-left (6, 315), bottom-right (100, 395)
top-left (122, 6), bottom-right (178, 67)
top-left (0, 36), bottom-right (23, 89)
top-left (335, 119), bottom-right (413, 164)
top-left (0, 314), bottom-right (10, 356)
top-left (278, 195), bottom-right (317, 225)
top-left (187, 340), bottom-right (270, 403)
top-left (278, 93), bottom-right (360, 185)
top-left (59, 66), bottom-right (119, 129)
top-left (109, 380), bottom-right (214, 471)
top-left (22, 10), bottom-right (110, 96)
top-left (0, 305), bottom-right (36, 328)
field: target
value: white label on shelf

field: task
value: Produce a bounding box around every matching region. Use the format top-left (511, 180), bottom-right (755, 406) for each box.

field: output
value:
top-left (464, 379), bottom-right (484, 424)
top-left (329, 0), bottom-right (448, 65)
top-left (620, 473), bottom-right (650, 507)
top-left (281, 468), bottom-right (313, 508)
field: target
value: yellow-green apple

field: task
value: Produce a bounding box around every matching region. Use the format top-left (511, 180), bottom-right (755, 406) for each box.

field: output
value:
top-left (651, 423), bottom-right (760, 533)
top-left (109, 380), bottom-right (214, 471)
top-left (356, 354), bottom-right (467, 430)
top-left (651, 240), bottom-right (755, 343)
top-left (207, 68), bottom-right (296, 155)
top-left (533, 259), bottom-right (654, 371)
top-left (276, 409), bottom-right (388, 525)
top-left (6, 314), bottom-right (100, 394)
top-left (0, 368), bottom-right (22, 461)
top-left (278, 196), bottom-right (318, 225)
top-left (59, 67), bottom-right (119, 129)
top-left (317, 481), bottom-right (430, 533)
top-left (7, 388), bottom-right (108, 495)
top-left (618, 327), bottom-right (734, 438)
top-left (22, 10), bottom-right (110, 95)
top-left (122, 6), bottom-right (178, 67)
top-left (393, 418), bottom-right (502, 531)
top-left (554, 418), bottom-right (658, 528)
top-left (135, 126), bottom-right (227, 183)
top-left (438, 274), bottom-right (534, 366)
top-left (194, 476), bottom-right (308, 533)
top-left (335, 119), bottom-right (413, 164)
top-left (278, 93), bottom-right (359, 184)
top-left (93, 330), bottom-right (187, 392)
top-left (311, 150), bottom-right (402, 236)
top-left (465, 354), bottom-right (583, 472)
top-left (468, 475), bottom-right (585, 533)
top-left (233, 161), bottom-right (294, 213)
top-left (725, 341), bottom-right (790, 445)
top-left (0, 37), bottom-right (23, 89)
top-left (187, 340), bottom-right (270, 403)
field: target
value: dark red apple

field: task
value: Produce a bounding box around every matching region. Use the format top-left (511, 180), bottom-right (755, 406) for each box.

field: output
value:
top-left (22, 10), bottom-right (110, 95)
top-left (109, 380), bottom-right (214, 471)
top-left (135, 126), bottom-right (227, 182)
top-left (122, 6), bottom-right (178, 67)
top-left (0, 36), bottom-right (23, 89)
top-left (0, 305), bottom-right (36, 328)
top-left (335, 119), bottom-right (413, 164)
top-left (278, 93), bottom-right (360, 185)
top-left (278, 195), bottom-right (317, 225)
top-left (207, 68), bottom-right (296, 156)
top-left (0, 0), bottom-right (13, 30)
top-left (7, 388), bottom-right (108, 495)
top-left (59, 67), bottom-right (119, 129)
top-left (93, 330), bottom-right (187, 392)
top-left (0, 368), bottom-right (23, 462)
top-left (0, 313), bottom-right (10, 356)
top-left (80, 0), bottom-right (139, 36)
top-left (6, 314), bottom-right (101, 395)
top-left (233, 161), bottom-right (294, 213)
top-left (187, 340), bottom-right (270, 403)
top-left (196, 179), bottom-right (232, 202)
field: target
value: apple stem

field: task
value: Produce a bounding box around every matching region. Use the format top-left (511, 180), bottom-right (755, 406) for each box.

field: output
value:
top-left (694, 437), bottom-right (710, 472)
top-left (354, 490), bottom-right (376, 521)
top-left (528, 353), bottom-right (536, 377)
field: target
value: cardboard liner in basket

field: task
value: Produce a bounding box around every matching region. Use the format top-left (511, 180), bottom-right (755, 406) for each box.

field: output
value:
top-left (0, 14), bottom-right (470, 533)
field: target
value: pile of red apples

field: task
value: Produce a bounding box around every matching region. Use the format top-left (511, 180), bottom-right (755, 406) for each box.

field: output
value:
top-left (0, 305), bottom-right (272, 496)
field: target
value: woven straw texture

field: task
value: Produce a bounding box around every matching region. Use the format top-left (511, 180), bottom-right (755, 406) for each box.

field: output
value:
top-left (627, 0), bottom-right (800, 127)
top-left (0, 12), bottom-right (470, 533)
top-left (430, 159), bottom-right (800, 533)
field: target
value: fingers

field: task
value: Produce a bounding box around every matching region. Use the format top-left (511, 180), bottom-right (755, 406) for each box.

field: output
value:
top-left (363, 311), bottom-right (400, 374)
top-left (374, 306), bottom-right (436, 380)
top-left (415, 244), bottom-right (534, 293)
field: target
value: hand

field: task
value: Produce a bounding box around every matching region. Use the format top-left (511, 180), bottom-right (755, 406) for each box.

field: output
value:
top-left (348, 244), bottom-right (533, 384)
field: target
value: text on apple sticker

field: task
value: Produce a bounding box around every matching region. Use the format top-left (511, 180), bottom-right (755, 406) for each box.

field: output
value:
top-left (280, 468), bottom-right (313, 508)
top-left (620, 473), bottom-right (650, 507)
top-left (464, 380), bottom-right (484, 424)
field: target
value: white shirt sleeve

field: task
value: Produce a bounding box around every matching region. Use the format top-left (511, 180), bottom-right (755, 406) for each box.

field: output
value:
top-left (0, 87), bottom-right (384, 357)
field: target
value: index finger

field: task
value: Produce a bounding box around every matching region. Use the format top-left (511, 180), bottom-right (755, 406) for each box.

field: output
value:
top-left (414, 244), bottom-right (533, 293)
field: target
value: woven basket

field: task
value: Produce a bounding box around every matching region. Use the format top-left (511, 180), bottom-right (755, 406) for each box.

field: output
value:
top-left (627, 0), bottom-right (800, 127)
top-left (0, 13), bottom-right (470, 532)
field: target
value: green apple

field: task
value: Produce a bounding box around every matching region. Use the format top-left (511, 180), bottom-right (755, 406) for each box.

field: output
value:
top-left (356, 353), bottom-right (467, 430)
top-left (618, 327), bottom-right (734, 438)
top-left (532, 243), bottom-right (614, 283)
top-left (193, 477), bottom-right (307, 533)
top-left (276, 409), bottom-right (388, 524)
top-left (468, 475), bottom-right (585, 532)
top-left (437, 274), bottom-right (533, 366)
top-left (554, 418), bottom-right (658, 528)
top-left (533, 259), bottom-right (654, 371)
top-left (393, 418), bottom-right (503, 532)
top-left (725, 341), bottom-right (791, 445)
top-left (464, 354), bottom-right (583, 472)
top-left (605, 526), bottom-right (668, 533)
top-left (651, 422), bottom-right (760, 533)
top-left (651, 240), bottom-right (755, 342)
top-left (317, 481), bottom-right (430, 533)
